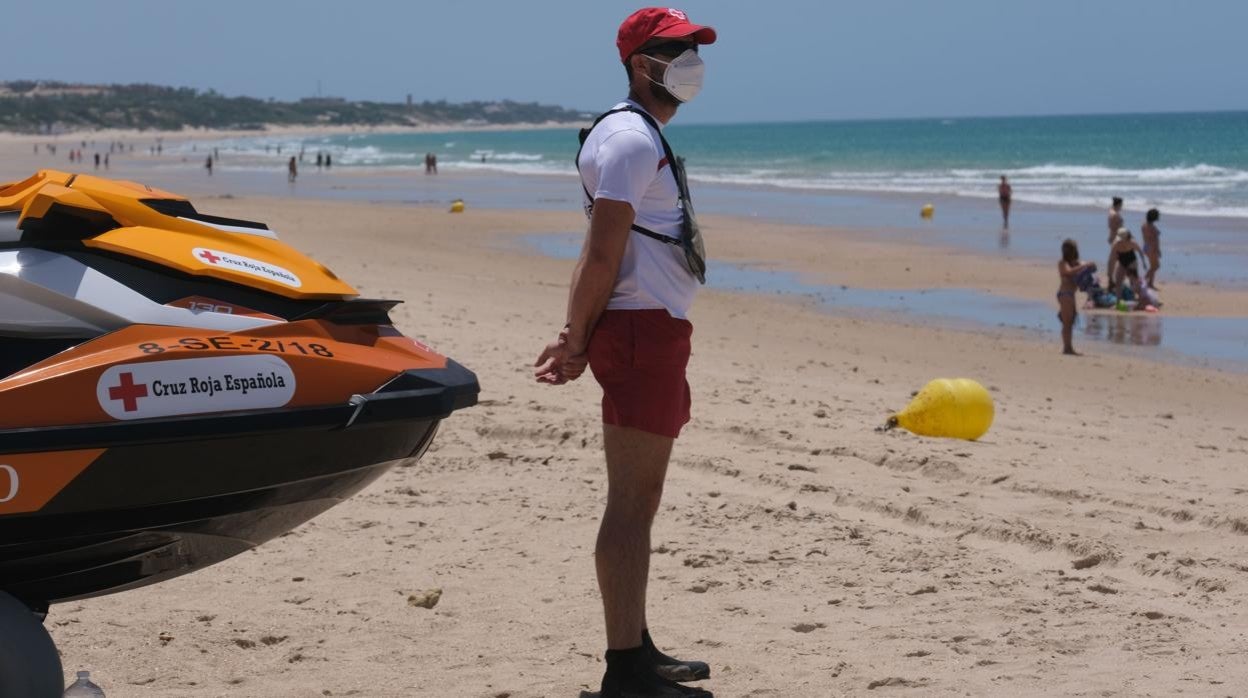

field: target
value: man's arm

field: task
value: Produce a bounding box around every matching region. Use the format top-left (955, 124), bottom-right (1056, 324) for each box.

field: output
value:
top-left (534, 198), bottom-right (634, 384)
top-left (565, 198), bottom-right (635, 354)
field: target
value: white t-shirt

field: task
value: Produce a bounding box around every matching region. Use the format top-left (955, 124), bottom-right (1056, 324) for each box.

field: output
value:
top-left (577, 100), bottom-right (697, 320)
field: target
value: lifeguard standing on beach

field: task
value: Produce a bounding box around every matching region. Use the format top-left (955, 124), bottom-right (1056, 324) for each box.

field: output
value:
top-left (534, 7), bottom-right (716, 698)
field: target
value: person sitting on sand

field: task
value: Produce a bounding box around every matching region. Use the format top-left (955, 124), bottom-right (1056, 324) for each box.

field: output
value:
top-left (1141, 208), bottom-right (1162, 290)
top-left (1058, 239), bottom-right (1097, 355)
top-left (1106, 228), bottom-right (1148, 309)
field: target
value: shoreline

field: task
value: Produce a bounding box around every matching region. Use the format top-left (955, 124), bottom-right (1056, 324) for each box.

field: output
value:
top-left (13, 122), bottom-right (1248, 229)
top-left (68, 148), bottom-right (1248, 308)
top-left (0, 120), bottom-right (589, 145)
top-left (97, 125), bottom-right (1248, 289)
top-left (4, 136), bottom-right (1246, 368)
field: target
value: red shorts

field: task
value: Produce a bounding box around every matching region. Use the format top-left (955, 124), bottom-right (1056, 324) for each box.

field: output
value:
top-left (588, 309), bottom-right (692, 439)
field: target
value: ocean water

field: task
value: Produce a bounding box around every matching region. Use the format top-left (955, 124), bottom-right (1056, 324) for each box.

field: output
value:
top-left (192, 110), bottom-right (1248, 219)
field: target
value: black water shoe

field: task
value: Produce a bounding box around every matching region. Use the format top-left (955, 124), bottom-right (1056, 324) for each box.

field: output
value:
top-left (644, 629), bottom-right (711, 683)
top-left (601, 646), bottom-right (713, 698)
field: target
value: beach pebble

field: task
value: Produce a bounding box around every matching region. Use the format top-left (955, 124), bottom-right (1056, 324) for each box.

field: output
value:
top-left (408, 588), bottom-right (443, 609)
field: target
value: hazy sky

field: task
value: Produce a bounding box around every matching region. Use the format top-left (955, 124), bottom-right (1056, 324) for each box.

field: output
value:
top-left (7, 1), bottom-right (1247, 124)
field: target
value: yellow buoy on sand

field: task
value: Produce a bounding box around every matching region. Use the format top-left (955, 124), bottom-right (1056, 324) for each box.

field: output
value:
top-left (920, 203), bottom-right (935, 219)
top-left (885, 378), bottom-right (994, 441)
top-left (449, 199), bottom-right (465, 213)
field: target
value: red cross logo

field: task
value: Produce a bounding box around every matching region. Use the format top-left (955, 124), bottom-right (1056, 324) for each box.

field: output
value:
top-left (107, 372), bottom-right (149, 412)
top-left (198, 249), bottom-right (222, 264)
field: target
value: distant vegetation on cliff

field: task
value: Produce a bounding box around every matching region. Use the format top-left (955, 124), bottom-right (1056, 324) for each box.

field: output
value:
top-left (0, 81), bottom-right (592, 133)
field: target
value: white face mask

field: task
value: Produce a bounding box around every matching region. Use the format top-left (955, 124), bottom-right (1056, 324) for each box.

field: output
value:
top-left (644, 49), bottom-right (705, 103)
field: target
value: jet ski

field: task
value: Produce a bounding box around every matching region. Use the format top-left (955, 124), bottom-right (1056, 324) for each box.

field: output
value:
top-left (0, 171), bottom-right (478, 694)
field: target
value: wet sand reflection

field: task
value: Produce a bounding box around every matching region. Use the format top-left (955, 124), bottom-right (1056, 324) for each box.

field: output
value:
top-left (1083, 313), bottom-right (1164, 347)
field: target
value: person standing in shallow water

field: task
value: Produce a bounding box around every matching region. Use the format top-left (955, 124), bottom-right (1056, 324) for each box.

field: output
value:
top-left (1057, 239), bottom-right (1096, 355)
top-left (287, 156), bottom-right (297, 183)
top-left (997, 175), bottom-right (1012, 228)
top-left (534, 7), bottom-right (717, 698)
top-left (1141, 208), bottom-right (1162, 290)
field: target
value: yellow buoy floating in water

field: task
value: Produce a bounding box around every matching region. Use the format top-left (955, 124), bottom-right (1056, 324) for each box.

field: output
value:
top-left (886, 378), bottom-right (994, 441)
top-left (920, 203), bottom-right (935, 219)
top-left (449, 199), bottom-right (465, 213)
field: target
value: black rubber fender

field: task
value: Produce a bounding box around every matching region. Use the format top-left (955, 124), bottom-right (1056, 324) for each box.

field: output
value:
top-left (0, 591), bottom-right (63, 698)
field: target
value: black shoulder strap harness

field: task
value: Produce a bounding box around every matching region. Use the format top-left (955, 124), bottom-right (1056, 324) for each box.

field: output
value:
top-left (575, 106), bottom-right (686, 248)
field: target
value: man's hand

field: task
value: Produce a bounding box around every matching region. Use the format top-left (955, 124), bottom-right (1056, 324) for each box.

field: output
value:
top-left (534, 330), bottom-right (588, 385)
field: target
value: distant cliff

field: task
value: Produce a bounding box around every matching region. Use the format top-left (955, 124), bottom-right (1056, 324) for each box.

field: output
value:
top-left (0, 81), bottom-right (592, 133)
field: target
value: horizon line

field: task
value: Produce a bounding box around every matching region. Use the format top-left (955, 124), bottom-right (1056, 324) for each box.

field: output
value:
top-left (679, 107), bottom-right (1248, 128)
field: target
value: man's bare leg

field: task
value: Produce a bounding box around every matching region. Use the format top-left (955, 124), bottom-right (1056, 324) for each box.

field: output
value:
top-left (597, 424), bottom-right (673, 650)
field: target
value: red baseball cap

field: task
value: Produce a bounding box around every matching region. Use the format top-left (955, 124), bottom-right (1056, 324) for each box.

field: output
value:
top-left (617, 7), bottom-right (717, 62)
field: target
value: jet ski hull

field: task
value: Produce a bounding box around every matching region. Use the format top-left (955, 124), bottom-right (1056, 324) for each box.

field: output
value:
top-left (0, 360), bottom-right (477, 606)
top-left (0, 418), bottom-right (435, 605)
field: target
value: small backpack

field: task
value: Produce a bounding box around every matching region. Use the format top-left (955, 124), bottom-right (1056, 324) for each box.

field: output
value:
top-left (575, 106), bottom-right (706, 284)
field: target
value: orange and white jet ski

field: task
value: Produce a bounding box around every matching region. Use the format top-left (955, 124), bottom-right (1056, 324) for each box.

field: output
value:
top-left (0, 171), bottom-right (478, 694)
